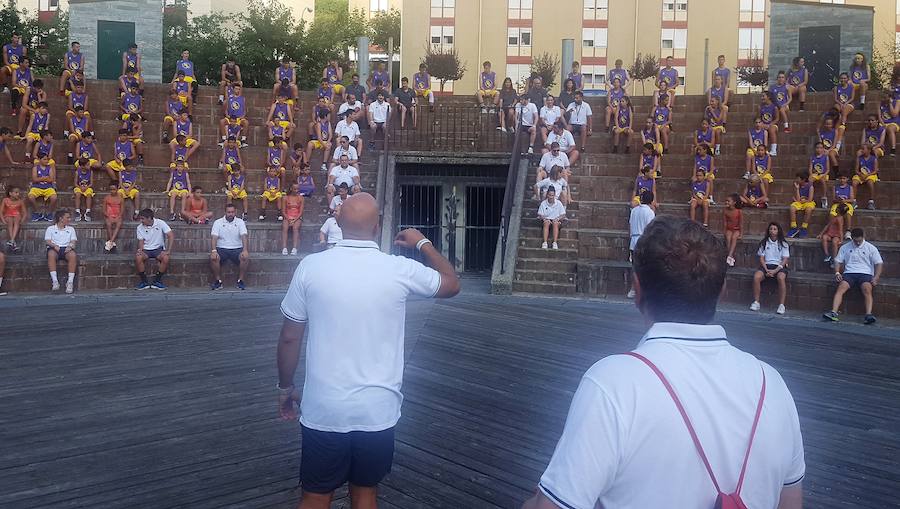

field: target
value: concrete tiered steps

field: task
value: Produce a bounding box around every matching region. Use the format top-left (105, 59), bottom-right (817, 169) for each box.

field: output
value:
top-left (512, 92), bottom-right (899, 316)
top-left (0, 80), bottom-right (382, 293)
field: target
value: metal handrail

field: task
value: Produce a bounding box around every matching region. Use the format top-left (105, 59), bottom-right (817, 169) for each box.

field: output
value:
top-left (498, 110), bottom-right (524, 274)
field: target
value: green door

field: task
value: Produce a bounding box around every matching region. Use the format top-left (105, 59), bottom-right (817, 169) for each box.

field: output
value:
top-left (97, 21), bottom-right (134, 80)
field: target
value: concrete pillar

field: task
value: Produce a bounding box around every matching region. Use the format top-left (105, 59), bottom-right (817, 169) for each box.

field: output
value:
top-left (561, 39), bottom-right (574, 90)
top-left (357, 36), bottom-right (370, 90)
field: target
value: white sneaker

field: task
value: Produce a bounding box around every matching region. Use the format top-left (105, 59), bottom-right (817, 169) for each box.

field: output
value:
top-left (281, 248), bottom-right (288, 255)
top-left (541, 242), bottom-right (548, 249)
top-left (742, 172), bottom-right (750, 180)
top-left (776, 304), bottom-right (786, 315)
top-left (726, 256), bottom-right (735, 267)
top-left (527, 147), bottom-right (534, 154)
top-left (290, 248), bottom-right (298, 256)
top-left (51, 282), bottom-right (60, 291)
top-left (750, 301), bottom-right (760, 311)
top-left (321, 163), bottom-right (327, 172)
top-left (65, 282), bottom-right (74, 294)
top-left (552, 242), bottom-right (559, 250)
top-left (104, 240), bottom-right (113, 252)
top-left (844, 231), bottom-right (852, 240)
top-left (626, 289), bottom-right (636, 299)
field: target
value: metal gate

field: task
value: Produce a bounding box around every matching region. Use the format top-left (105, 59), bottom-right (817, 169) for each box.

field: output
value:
top-left (464, 186), bottom-right (503, 272)
top-left (394, 184), bottom-right (443, 262)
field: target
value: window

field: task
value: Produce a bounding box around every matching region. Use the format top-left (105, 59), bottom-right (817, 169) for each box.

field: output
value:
top-left (508, 27), bottom-right (532, 57)
top-left (738, 27), bottom-right (765, 60)
top-left (508, 0), bottom-right (533, 20)
top-left (582, 28), bottom-right (608, 58)
top-left (583, 0), bottom-right (608, 20)
top-left (370, 0), bottom-right (388, 12)
top-left (896, 0), bottom-right (900, 26)
top-left (662, 0), bottom-right (688, 21)
top-left (431, 0), bottom-right (454, 18)
top-left (430, 25), bottom-right (455, 50)
top-left (739, 0), bottom-right (765, 22)
top-left (661, 28), bottom-right (687, 59)
top-left (819, 0), bottom-right (845, 3)
top-left (506, 63), bottom-right (531, 91)
top-left (581, 64), bottom-right (606, 91)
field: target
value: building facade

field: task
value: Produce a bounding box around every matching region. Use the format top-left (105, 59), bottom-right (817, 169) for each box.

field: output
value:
top-left (399, 0), bottom-right (899, 96)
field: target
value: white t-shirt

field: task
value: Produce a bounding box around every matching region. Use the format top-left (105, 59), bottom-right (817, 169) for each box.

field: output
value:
top-left (338, 101), bottom-right (362, 116)
top-left (329, 165), bottom-right (359, 188)
top-left (835, 240), bottom-right (883, 275)
top-left (335, 119), bottom-right (361, 142)
top-left (538, 199), bottom-right (566, 221)
top-left (45, 225), bottom-right (77, 248)
top-left (757, 238), bottom-right (790, 266)
top-left (332, 144), bottom-right (359, 162)
top-left (546, 130), bottom-right (576, 152)
top-left (539, 322), bottom-right (805, 509)
top-left (629, 204), bottom-right (656, 250)
top-left (540, 105), bottom-right (562, 126)
top-left (211, 216), bottom-right (248, 249)
top-left (516, 102), bottom-right (539, 127)
top-left (566, 101), bottom-right (593, 125)
top-left (319, 217), bottom-right (343, 244)
top-left (539, 151), bottom-right (570, 172)
top-left (280, 239), bottom-right (442, 432)
top-left (329, 195), bottom-right (345, 211)
top-left (368, 101), bottom-right (390, 123)
top-left (536, 177), bottom-right (567, 197)
top-left (136, 218), bottom-right (171, 251)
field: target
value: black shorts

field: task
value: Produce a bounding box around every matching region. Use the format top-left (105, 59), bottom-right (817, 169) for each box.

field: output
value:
top-left (519, 124), bottom-right (534, 133)
top-left (843, 273), bottom-right (873, 289)
top-left (300, 425), bottom-right (395, 493)
top-left (47, 246), bottom-right (70, 257)
top-left (570, 124), bottom-right (584, 135)
top-left (144, 247), bottom-right (163, 259)
top-left (760, 264), bottom-right (789, 277)
top-left (216, 247), bottom-right (242, 265)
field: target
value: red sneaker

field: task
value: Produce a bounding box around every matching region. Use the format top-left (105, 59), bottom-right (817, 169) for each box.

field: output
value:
top-left (784, 126), bottom-right (792, 134)
top-left (9, 108), bottom-right (16, 117)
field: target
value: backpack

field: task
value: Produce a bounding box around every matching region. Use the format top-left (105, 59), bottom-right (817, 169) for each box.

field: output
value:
top-left (625, 352), bottom-right (767, 509)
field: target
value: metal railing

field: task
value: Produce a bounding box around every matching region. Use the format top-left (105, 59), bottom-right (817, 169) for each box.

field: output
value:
top-left (387, 104), bottom-right (512, 153)
top-left (498, 111), bottom-right (524, 274)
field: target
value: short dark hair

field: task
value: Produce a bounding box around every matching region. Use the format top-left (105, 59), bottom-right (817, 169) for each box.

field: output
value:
top-left (54, 209), bottom-right (69, 223)
top-left (633, 216), bottom-right (727, 324)
top-left (225, 203), bottom-right (236, 210)
top-left (138, 209), bottom-right (154, 220)
top-left (192, 185), bottom-right (202, 192)
top-left (640, 191), bottom-right (654, 204)
top-left (851, 228), bottom-right (864, 239)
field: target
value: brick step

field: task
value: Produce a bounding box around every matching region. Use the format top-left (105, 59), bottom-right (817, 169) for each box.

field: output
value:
top-left (4, 221), bottom-right (328, 256)
top-left (517, 246), bottom-right (578, 260)
top-left (0, 252), bottom-right (302, 293)
top-left (575, 229), bottom-right (900, 275)
top-left (513, 268), bottom-right (576, 285)
top-left (511, 279), bottom-right (576, 295)
top-left (564, 162), bottom-right (899, 182)
top-left (549, 201), bottom-right (900, 241)
top-left (514, 257), bottom-right (577, 272)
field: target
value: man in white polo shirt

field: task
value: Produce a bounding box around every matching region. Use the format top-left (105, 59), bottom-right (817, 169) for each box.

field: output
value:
top-left (537, 142), bottom-right (570, 183)
top-left (627, 190), bottom-right (655, 298)
top-left (337, 92), bottom-right (364, 124)
top-left (276, 193), bottom-right (460, 509)
top-left (824, 227), bottom-right (884, 324)
top-left (330, 136), bottom-right (359, 170)
top-left (367, 91), bottom-right (390, 150)
top-left (334, 113), bottom-right (362, 157)
top-left (544, 121), bottom-right (579, 166)
top-left (515, 94), bottom-right (539, 154)
top-left (522, 216), bottom-right (804, 509)
top-left (135, 209), bottom-right (174, 290)
top-left (210, 203), bottom-right (250, 291)
top-left (326, 154), bottom-right (360, 205)
top-left (565, 90), bottom-right (593, 152)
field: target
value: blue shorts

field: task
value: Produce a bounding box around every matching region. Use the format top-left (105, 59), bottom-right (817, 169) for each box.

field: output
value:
top-left (843, 273), bottom-right (872, 289)
top-left (144, 247), bottom-right (164, 259)
top-left (300, 425), bottom-right (395, 493)
top-left (216, 247), bottom-right (242, 265)
top-left (48, 246), bottom-right (70, 257)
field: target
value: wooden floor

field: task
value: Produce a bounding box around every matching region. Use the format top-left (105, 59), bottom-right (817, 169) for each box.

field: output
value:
top-left (1, 286), bottom-right (898, 509)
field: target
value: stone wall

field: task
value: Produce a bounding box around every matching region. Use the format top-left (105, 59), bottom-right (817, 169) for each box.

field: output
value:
top-left (69, 0), bottom-right (163, 83)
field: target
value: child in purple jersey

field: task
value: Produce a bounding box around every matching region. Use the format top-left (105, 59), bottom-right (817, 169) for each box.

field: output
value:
top-left (704, 96), bottom-right (727, 155)
top-left (741, 173), bottom-right (768, 209)
top-left (73, 157), bottom-right (94, 222)
top-left (744, 117), bottom-right (768, 179)
top-left (607, 59), bottom-right (628, 94)
top-left (859, 114), bottom-right (886, 158)
top-left (605, 77), bottom-right (626, 132)
top-left (831, 173), bottom-right (855, 236)
top-left (631, 165), bottom-right (656, 208)
top-left (758, 91), bottom-right (780, 155)
top-left (0, 32), bottom-right (26, 91)
top-left (656, 56), bottom-right (679, 92)
top-left (852, 143), bottom-right (878, 210)
top-left (833, 72), bottom-right (856, 126)
top-left (818, 115), bottom-right (844, 175)
top-left (322, 59), bottom-right (345, 96)
top-left (652, 94), bottom-right (672, 154)
top-left (693, 118), bottom-right (713, 155)
top-left (273, 56), bottom-right (299, 103)
top-left (809, 142), bottom-right (831, 206)
top-left (166, 160), bottom-right (192, 221)
top-left (476, 61), bottom-right (499, 109)
top-left (58, 41), bottom-right (83, 95)
top-left (694, 143), bottom-right (715, 186)
top-left (878, 91), bottom-right (899, 155)
top-left (788, 57), bottom-right (808, 111)
top-left (787, 171), bottom-right (815, 238)
top-left (689, 167), bottom-right (711, 227)
top-left (638, 142), bottom-right (661, 179)
top-left (711, 55), bottom-right (731, 92)
top-left (707, 74), bottom-right (730, 112)
top-left (642, 117), bottom-right (662, 156)
top-left (413, 63), bottom-right (435, 108)
top-left (612, 96), bottom-right (633, 154)
top-left (219, 83), bottom-right (249, 146)
top-left (568, 61), bottom-right (583, 91)
top-left (770, 71), bottom-right (792, 133)
top-left (849, 52), bottom-right (870, 109)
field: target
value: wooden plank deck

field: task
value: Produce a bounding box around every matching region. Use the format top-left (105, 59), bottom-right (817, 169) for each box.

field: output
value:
top-left (0, 288), bottom-right (898, 509)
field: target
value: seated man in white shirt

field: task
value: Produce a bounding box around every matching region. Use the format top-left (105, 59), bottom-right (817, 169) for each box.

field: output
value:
top-left (326, 155), bottom-right (360, 205)
top-left (515, 94), bottom-right (539, 154)
top-left (210, 203), bottom-right (250, 291)
top-left (538, 95), bottom-right (563, 149)
top-left (522, 216), bottom-right (805, 509)
top-left (565, 91), bottom-right (593, 152)
top-left (318, 205), bottom-right (343, 248)
top-left (135, 208), bottom-right (174, 290)
top-left (824, 227), bottom-right (884, 324)
top-left (544, 121), bottom-right (579, 166)
top-left (627, 190), bottom-right (656, 298)
top-left (335, 114), bottom-right (362, 158)
top-left (533, 165), bottom-right (569, 206)
top-left (537, 187), bottom-right (565, 250)
top-left (330, 136), bottom-right (359, 170)
top-left (329, 182), bottom-right (349, 212)
top-left (337, 93), bottom-right (364, 124)
top-left (537, 142), bottom-right (571, 184)
top-left (367, 91), bottom-right (390, 150)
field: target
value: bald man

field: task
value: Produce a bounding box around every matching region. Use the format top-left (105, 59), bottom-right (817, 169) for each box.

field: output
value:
top-left (277, 193), bottom-right (459, 509)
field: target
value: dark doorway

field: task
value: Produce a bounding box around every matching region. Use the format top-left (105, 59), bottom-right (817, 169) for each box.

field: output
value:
top-left (464, 186), bottom-right (503, 272)
top-left (395, 184), bottom-right (443, 262)
top-left (97, 21), bottom-right (134, 80)
top-left (799, 26), bottom-right (840, 92)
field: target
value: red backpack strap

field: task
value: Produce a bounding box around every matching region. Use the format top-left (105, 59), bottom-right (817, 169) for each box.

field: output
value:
top-left (735, 365), bottom-right (766, 496)
top-left (624, 351), bottom-right (722, 494)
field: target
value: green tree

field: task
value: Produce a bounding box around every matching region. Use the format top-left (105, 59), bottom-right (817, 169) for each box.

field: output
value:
top-left (529, 52), bottom-right (560, 91)
top-left (423, 46), bottom-right (466, 93)
top-left (736, 50), bottom-right (768, 89)
top-left (0, 0), bottom-right (23, 40)
top-left (23, 11), bottom-right (68, 76)
top-left (628, 53), bottom-right (659, 95)
top-left (370, 8), bottom-right (400, 54)
top-left (869, 39), bottom-right (899, 91)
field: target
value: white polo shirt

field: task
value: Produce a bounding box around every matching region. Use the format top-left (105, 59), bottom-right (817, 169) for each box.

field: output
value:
top-left (516, 102), bottom-right (539, 127)
top-left (45, 224), bottom-right (77, 248)
top-left (335, 119), bottom-right (361, 142)
top-left (566, 101), bottom-right (593, 125)
top-left (338, 101), bottom-right (362, 116)
top-left (368, 100), bottom-right (390, 123)
top-left (136, 218), bottom-right (171, 251)
top-left (331, 144), bottom-right (359, 162)
top-left (280, 239), bottom-right (442, 432)
top-left (536, 177), bottom-right (567, 197)
top-left (540, 105), bottom-right (562, 126)
top-left (757, 238), bottom-right (790, 266)
top-left (538, 199), bottom-right (566, 221)
top-left (539, 322), bottom-right (805, 509)
top-left (319, 217), bottom-right (343, 244)
top-left (539, 151), bottom-right (570, 172)
top-left (329, 165), bottom-right (359, 188)
top-left (329, 195), bottom-right (344, 211)
top-left (211, 216), bottom-right (248, 249)
top-left (835, 240), bottom-right (883, 275)
top-left (629, 204), bottom-right (655, 250)
top-left (546, 129), bottom-right (576, 152)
